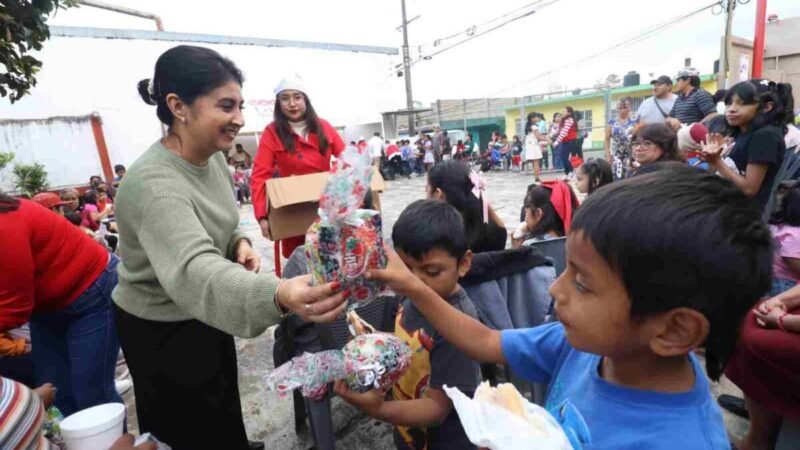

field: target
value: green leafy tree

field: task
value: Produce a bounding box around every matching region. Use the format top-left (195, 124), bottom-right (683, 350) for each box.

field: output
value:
top-left (0, 151), bottom-right (14, 171)
top-left (605, 73), bottom-right (622, 87)
top-left (0, 1), bottom-right (77, 103)
top-left (13, 162), bottom-right (48, 197)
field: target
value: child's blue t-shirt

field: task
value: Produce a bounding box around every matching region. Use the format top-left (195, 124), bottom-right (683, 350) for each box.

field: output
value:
top-left (501, 323), bottom-right (731, 450)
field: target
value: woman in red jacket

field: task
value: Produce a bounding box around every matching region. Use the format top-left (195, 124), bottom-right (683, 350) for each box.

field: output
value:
top-left (553, 106), bottom-right (580, 179)
top-left (250, 75), bottom-right (345, 258)
top-left (0, 194), bottom-right (122, 417)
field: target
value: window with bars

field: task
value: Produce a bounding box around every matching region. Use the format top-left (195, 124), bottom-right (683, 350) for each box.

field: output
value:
top-left (576, 110), bottom-right (593, 132)
top-left (609, 96), bottom-right (647, 122)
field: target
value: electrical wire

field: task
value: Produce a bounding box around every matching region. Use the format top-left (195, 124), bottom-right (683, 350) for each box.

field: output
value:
top-left (388, 0), bottom-right (556, 74)
top-left (411, 0), bottom-right (561, 65)
top-left (484, 0), bottom-right (722, 97)
top-left (428, 0), bottom-right (723, 118)
top-left (428, 0), bottom-right (550, 48)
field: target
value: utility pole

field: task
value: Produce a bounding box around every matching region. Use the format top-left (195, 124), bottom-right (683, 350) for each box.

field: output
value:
top-left (400, 0), bottom-right (416, 136)
top-left (752, 0), bottom-right (767, 78)
top-left (720, 0), bottom-right (736, 88)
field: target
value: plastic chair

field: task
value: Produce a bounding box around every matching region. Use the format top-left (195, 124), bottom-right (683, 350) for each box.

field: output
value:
top-left (529, 237), bottom-right (567, 277)
top-left (460, 247), bottom-right (556, 405)
top-left (277, 247), bottom-right (399, 450)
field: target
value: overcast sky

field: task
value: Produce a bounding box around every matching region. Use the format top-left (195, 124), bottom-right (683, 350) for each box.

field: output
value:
top-left (47, 0), bottom-right (800, 102)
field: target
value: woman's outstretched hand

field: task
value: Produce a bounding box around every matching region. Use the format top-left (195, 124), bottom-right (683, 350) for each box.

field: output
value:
top-left (276, 275), bottom-right (348, 323)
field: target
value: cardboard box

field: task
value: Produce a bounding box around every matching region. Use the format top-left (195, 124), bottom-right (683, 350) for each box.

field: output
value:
top-left (266, 168), bottom-right (386, 241)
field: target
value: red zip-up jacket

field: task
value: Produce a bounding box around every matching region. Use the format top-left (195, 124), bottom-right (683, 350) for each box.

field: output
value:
top-left (251, 119), bottom-right (345, 221)
top-left (0, 200), bottom-right (108, 331)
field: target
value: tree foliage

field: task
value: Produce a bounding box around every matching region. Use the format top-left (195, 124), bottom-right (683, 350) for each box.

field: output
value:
top-left (0, 0), bottom-right (76, 103)
top-left (13, 161), bottom-right (48, 197)
top-left (593, 73), bottom-right (623, 90)
top-left (0, 152), bottom-right (14, 171)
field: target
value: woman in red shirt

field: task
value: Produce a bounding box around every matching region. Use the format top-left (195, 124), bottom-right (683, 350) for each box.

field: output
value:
top-left (0, 194), bottom-right (122, 417)
top-left (250, 75), bottom-right (345, 258)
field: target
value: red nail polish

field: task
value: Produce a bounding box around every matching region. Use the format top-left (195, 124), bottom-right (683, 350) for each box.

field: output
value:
top-left (331, 281), bottom-right (341, 291)
top-left (342, 289), bottom-right (351, 299)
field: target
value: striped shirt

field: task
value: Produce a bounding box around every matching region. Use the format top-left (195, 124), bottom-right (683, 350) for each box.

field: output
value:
top-left (0, 377), bottom-right (49, 450)
top-left (555, 117), bottom-right (578, 145)
top-left (669, 88), bottom-right (716, 125)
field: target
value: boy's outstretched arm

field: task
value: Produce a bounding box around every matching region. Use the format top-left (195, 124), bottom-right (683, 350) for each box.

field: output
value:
top-left (368, 248), bottom-right (505, 365)
top-left (334, 381), bottom-right (452, 428)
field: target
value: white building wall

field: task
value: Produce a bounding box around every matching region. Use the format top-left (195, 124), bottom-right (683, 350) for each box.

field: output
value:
top-left (0, 36), bottom-right (403, 177)
top-left (0, 117), bottom-right (102, 191)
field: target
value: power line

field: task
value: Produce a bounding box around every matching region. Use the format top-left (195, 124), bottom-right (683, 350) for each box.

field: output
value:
top-left (427, 0), bottom-right (550, 49)
top-left (486, 0), bottom-right (722, 97)
top-left (411, 0), bottom-right (562, 65)
top-left (387, 0), bottom-right (556, 75)
top-left (429, 1), bottom-right (722, 118)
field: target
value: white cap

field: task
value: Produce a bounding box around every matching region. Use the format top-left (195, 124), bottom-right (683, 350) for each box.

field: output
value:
top-left (274, 74), bottom-right (307, 96)
top-left (676, 67), bottom-right (700, 78)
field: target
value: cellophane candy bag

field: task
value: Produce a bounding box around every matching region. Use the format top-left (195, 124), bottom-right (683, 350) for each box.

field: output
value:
top-left (304, 144), bottom-right (392, 311)
top-left (266, 333), bottom-right (412, 400)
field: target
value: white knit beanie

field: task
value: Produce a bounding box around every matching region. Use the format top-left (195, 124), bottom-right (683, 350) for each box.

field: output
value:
top-left (274, 74), bottom-right (307, 96)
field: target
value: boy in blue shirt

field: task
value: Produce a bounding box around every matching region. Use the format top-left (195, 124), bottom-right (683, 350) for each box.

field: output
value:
top-left (367, 165), bottom-right (773, 450)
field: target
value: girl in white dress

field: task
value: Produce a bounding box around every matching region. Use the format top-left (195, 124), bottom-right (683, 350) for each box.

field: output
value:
top-left (524, 112), bottom-right (545, 182)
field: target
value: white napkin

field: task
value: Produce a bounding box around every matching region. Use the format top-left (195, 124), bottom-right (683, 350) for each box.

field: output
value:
top-left (444, 385), bottom-right (572, 450)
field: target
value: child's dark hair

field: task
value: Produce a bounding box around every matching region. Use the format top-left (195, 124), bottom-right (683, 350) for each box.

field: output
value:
top-left (770, 183), bottom-right (800, 226)
top-left (713, 89), bottom-right (728, 104)
top-left (0, 192), bottom-right (20, 213)
top-left (392, 199), bottom-right (468, 260)
top-left (114, 164), bottom-right (125, 173)
top-left (578, 158), bottom-right (613, 194)
top-left (573, 165), bottom-right (772, 380)
top-left (83, 190), bottom-right (99, 206)
top-left (138, 45), bottom-right (244, 127)
top-left (706, 115), bottom-right (730, 135)
top-left (523, 183), bottom-right (579, 237)
top-left (724, 79), bottom-right (795, 135)
top-left (526, 112), bottom-right (538, 133)
top-left (428, 160), bottom-right (487, 250)
top-left (634, 123), bottom-right (681, 162)
top-left (64, 211), bottom-right (82, 227)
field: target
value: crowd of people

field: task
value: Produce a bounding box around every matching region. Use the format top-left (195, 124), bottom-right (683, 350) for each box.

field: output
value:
top-left (2, 42), bottom-right (800, 450)
top-left (372, 111), bottom-right (588, 183)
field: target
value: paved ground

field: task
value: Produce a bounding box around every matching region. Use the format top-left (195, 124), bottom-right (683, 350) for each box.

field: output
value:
top-left (122, 166), bottom-right (749, 449)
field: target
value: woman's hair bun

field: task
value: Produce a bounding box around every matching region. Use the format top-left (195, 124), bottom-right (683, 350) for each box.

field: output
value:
top-left (137, 79), bottom-right (157, 106)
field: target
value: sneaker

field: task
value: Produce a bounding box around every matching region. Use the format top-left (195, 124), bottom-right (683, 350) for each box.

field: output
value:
top-left (115, 379), bottom-right (133, 396)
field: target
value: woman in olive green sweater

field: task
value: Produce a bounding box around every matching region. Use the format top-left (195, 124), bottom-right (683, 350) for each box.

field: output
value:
top-left (113, 46), bottom-right (346, 450)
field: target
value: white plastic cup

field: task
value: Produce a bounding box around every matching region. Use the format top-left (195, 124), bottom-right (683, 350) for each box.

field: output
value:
top-left (60, 403), bottom-right (126, 450)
